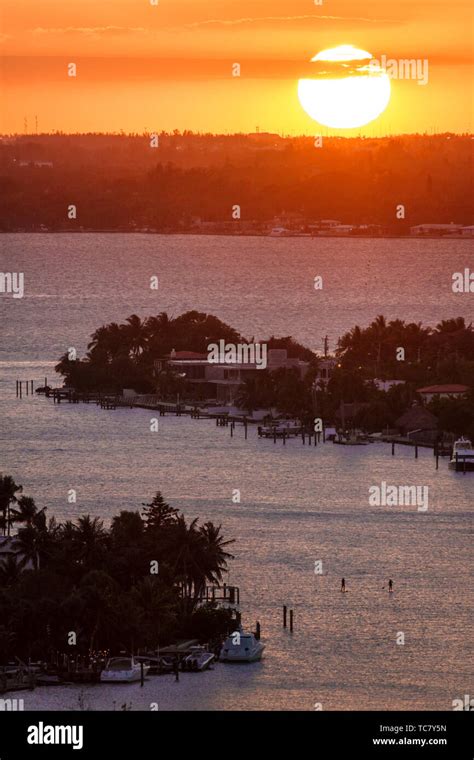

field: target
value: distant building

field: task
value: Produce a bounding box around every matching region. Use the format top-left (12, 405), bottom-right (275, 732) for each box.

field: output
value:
top-left (416, 384), bottom-right (469, 402)
top-left (461, 225), bottom-right (474, 237)
top-left (315, 358), bottom-right (338, 387)
top-left (374, 379), bottom-right (405, 392)
top-left (156, 348), bottom-right (309, 404)
top-left (410, 223), bottom-right (463, 236)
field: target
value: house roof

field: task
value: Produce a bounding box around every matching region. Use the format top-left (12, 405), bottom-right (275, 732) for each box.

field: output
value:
top-left (417, 384), bottom-right (469, 394)
top-left (396, 405), bottom-right (438, 430)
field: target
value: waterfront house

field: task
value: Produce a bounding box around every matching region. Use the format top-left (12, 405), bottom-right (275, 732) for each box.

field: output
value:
top-left (155, 348), bottom-right (309, 404)
top-left (416, 384), bottom-right (469, 402)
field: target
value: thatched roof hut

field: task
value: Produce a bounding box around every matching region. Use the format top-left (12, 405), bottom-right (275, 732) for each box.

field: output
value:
top-left (395, 404), bottom-right (437, 435)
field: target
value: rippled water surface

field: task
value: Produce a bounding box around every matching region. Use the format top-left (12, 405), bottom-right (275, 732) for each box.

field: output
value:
top-left (0, 234), bottom-right (472, 710)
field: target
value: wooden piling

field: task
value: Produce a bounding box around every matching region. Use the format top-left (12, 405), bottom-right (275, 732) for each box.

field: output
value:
top-left (289, 609), bottom-right (294, 632)
top-left (314, 432), bottom-right (317, 447)
top-left (273, 428), bottom-right (277, 444)
top-left (302, 431), bottom-right (305, 445)
top-left (31, 380), bottom-right (33, 394)
top-left (16, 380), bottom-right (18, 397)
top-left (415, 444), bottom-right (418, 459)
top-left (255, 621), bottom-right (261, 640)
top-left (244, 419), bottom-right (248, 440)
top-left (283, 605), bottom-right (287, 628)
top-left (392, 442), bottom-right (395, 456)
top-left (19, 381), bottom-right (22, 399)
top-left (140, 661), bottom-right (144, 687)
top-left (230, 422), bottom-right (233, 437)
top-left (283, 430), bottom-right (286, 445)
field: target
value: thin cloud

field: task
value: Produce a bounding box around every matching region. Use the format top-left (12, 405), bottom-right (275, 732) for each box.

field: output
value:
top-left (31, 27), bottom-right (151, 37)
top-left (181, 15), bottom-right (399, 29)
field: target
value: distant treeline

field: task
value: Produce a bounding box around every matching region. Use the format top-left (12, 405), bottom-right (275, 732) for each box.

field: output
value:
top-left (0, 132), bottom-right (472, 231)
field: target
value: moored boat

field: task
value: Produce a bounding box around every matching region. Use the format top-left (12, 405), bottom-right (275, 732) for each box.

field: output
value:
top-left (449, 438), bottom-right (474, 471)
top-left (220, 627), bottom-right (265, 663)
top-left (100, 657), bottom-right (149, 683)
top-left (181, 647), bottom-right (215, 672)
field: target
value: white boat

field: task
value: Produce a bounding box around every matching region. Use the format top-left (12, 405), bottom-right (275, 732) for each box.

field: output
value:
top-left (258, 421), bottom-right (302, 438)
top-left (100, 657), bottom-right (149, 683)
top-left (181, 647), bottom-right (215, 672)
top-left (449, 438), bottom-right (474, 471)
top-left (220, 628), bottom-right (265, 663)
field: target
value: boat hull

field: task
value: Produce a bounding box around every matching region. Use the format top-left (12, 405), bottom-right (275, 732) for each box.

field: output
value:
top-left (220, 644), bottom-right (265, 663)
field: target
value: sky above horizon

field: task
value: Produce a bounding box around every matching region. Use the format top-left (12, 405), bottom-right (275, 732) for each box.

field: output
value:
top-left (0, 0), bottom-right (472, 135)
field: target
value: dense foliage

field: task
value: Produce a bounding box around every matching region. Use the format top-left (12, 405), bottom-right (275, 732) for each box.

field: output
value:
top-left (0, 482), bottom-right (235, 663)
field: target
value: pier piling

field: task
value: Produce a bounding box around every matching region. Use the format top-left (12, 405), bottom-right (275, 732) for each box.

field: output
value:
top-left (255, 621), bottom-right (261, 640)
top-left (289, 609), bottom-right (294, 632)
top-left (415, 444), bottom-right (418, 459)
top-left (391, 442), bottom-right (395, 456)
top-left (283, 605), bottom-right (287, 628)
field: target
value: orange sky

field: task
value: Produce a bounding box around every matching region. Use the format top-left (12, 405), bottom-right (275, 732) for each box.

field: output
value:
top-left (0, 0), bottom-right (472, 135)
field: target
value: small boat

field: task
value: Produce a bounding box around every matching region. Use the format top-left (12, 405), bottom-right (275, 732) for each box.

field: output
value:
top-left (220, 628), bottom-right (265, 663)
top-left (181, 647), bottom-right (215, 672)
top-left (258, 421), bottom-right (302, 438)
top-left (334, 431), bottom-right (367, 445)
top-left (100, 657), bottom-right (149, 683)
top-left (449, 438), bottom-right (474, 471)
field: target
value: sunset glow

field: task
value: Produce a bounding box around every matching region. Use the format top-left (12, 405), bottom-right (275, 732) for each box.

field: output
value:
top-left (0, 0), bottom-right (473, 135)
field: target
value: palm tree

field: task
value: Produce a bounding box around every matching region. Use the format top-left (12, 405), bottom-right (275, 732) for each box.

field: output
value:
top-left (168, 516), bottom-right (207, 611)
top-left (199, 522), bottom-right (235, 587)
top-left (10, 495), bottom-right (45, 528)
top-left (74, 515), bottom-right (107, 570)
top-left (124, 314), bottom-right (147, 358)
top-left (0, 475), bottom-right (22, 536)
top-left (436, 317), bottom-right (466, 334)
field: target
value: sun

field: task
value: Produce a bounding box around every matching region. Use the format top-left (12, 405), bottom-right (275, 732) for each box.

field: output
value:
top-left (298, 45), bottom-right (391, 129)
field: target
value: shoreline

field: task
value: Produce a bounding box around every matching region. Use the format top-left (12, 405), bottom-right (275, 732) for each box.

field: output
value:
top-left (1, 231), bottom-right (472, 241)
